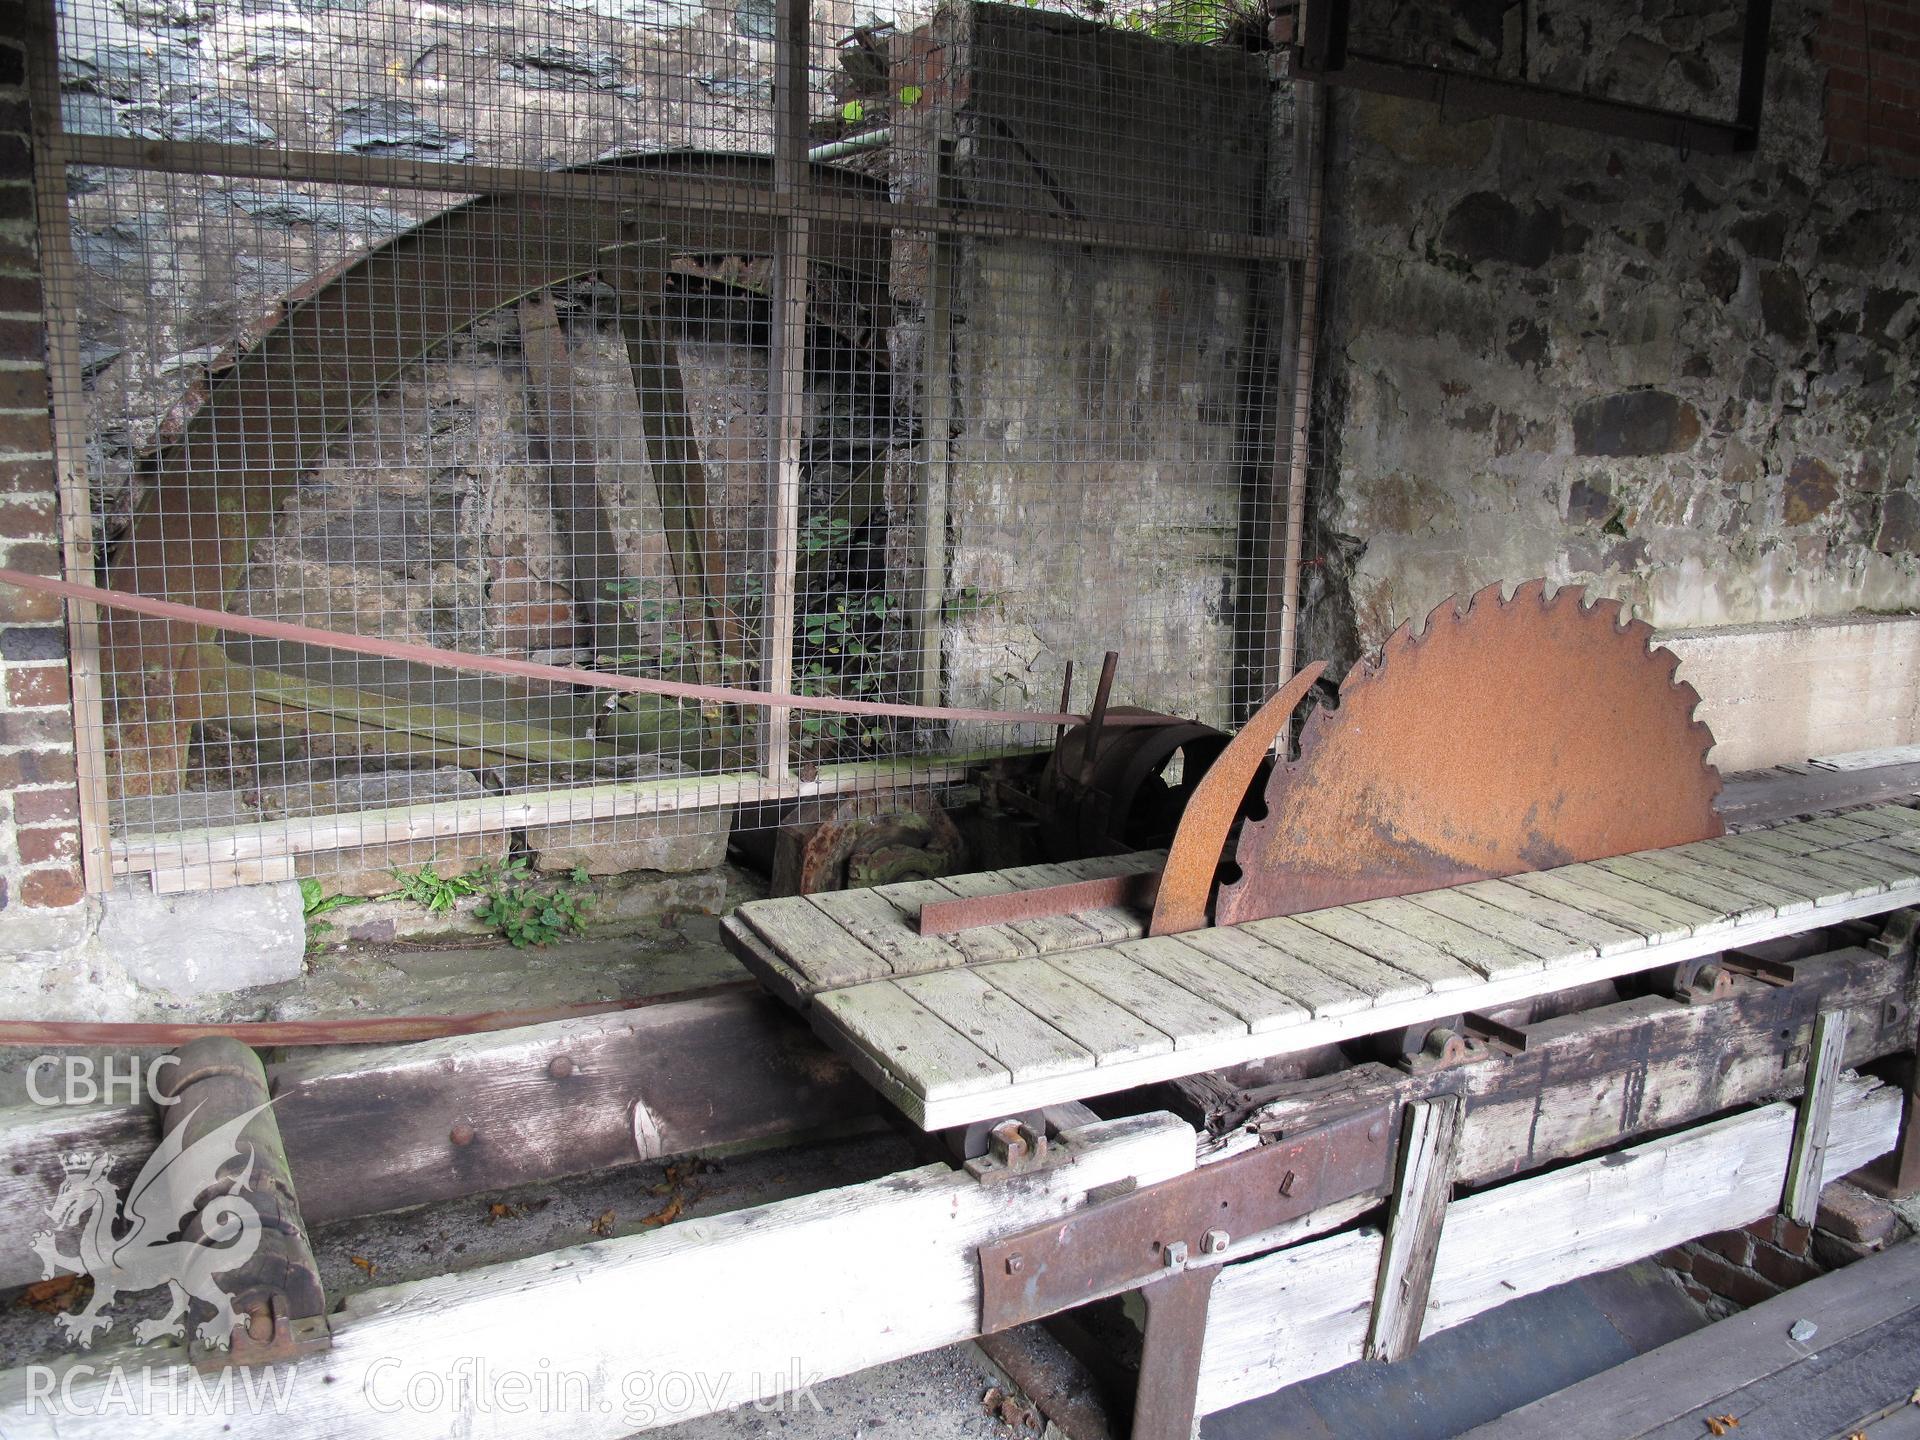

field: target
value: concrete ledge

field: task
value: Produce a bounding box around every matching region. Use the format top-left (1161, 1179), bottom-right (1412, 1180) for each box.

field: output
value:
top-left (1663, 612), bottom-right (1920, 774)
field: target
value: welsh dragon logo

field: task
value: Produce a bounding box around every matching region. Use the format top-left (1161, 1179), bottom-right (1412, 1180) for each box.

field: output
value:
top-left (30, 1101), bottom-right (267, 1349)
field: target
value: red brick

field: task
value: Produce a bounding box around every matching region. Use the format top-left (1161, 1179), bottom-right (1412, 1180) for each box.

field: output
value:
top-left (1774, 1217), bottom-right (1813, 1256)
top-left (0, 539), bottom-right (55, 574)
top-left (14, 824), bottom-right (77, 866)
top-left (1657, 1246), bottom-right (1695, 1274)
top-left (0, 747), bottom-right (76, 788)
top-left (0, 497), bottom-right (53, 540)
top-left (1751, 1242), bottom-right (1823, 1289)
top-left (0, 582), bottom-right (58, 622)
top-left (1698, 1229), bottom-right (1755, 1267)
top-left (0, 367), bottom-right (46, 410)
top-left (1680, 1279), bottom-right (1713, 1307)
top-left (1689, 1251), bottom-right (1780, 1308)
top-left (0, 409), bottom-right (52, 453)
top-left (20, 866), bottom-right (84, 909)
top-left (0, 456), bottom-right (53, 493)
top-left (6, 663), bottom-right (68, 707)
top-left (0, 710), bottom-right (70, 746)
top-left (0, 273), bottom-right (41, 312)
top-left (11, 784), bottom-right (77, 825)
top-left (1811, 1230), bottom-right (1884, 1269)
top-left (0, 318), bottom-right (43, 361)
top-left (1815, 1181), bottom-right (1901, 1245)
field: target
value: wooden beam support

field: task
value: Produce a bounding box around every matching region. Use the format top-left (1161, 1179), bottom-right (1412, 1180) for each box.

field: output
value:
top-left (1782, 1009), bottom-right (1850, 1224)
top-left (761, 0), bottom-right (812, 782)
top-left (1195, 1073), bottom-right (1903, 1417)
top-left (1223, 946), bottom-right (1913, 1189)
top-left (0, 990), bottom-right (874, 1289)
top-left (1366, 1094), bottom-right (1464, 1362)
top-left (0, 1114), bottom-right (1198, 1439)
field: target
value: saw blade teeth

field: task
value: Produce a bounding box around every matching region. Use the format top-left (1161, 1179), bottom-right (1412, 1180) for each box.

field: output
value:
top-left (1671, 679), bottom-right (1705, 717)
top-left (1619, 615), bottom-right (1657, 649)
top-left (1510, 577), bottom-right (1549, 610)
top-left (1466, 580), bottom-right (1505, 618)
top-left (1297, 699), bottom-right (1333, 752)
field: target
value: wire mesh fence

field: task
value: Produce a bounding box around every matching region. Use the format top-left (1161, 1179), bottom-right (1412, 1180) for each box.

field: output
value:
top-left (35, 0), bottom-right (1320, 893)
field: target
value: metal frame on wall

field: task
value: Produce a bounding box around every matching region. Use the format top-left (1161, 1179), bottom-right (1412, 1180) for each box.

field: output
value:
top-left (27, 0), bottom-right (1318, 891)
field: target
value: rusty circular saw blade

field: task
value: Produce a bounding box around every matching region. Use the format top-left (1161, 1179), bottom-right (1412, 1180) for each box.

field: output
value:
top-left (1214, 579), bottom-right (1724, 926)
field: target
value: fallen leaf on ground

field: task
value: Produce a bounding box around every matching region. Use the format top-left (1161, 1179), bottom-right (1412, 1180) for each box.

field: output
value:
top-left (486, 1202), bottom-right (526, 1224)
top-left (1704, 1417), bottom-right (1740, 1436)
top-left (639, 1195), bottom-right (684, 1229)
top-left (349, 1255), bottom-right (377, 1278)
top-left (589, 1209), bottom-right (616, 1238)
top-left (18, 1275), bottom-right (88, 1313)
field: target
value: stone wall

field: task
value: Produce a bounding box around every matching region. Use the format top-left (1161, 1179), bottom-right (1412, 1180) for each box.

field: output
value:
top-left (894, 6), bottom-right (1273, 727)
top-left (1309, 0), bottom-right (1920, 677)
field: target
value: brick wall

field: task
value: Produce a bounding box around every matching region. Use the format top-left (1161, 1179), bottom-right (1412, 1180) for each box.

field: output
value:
top-left (1661, 1180), bottom-right (1912, 1316)
top-left (1820, 0), bottom-right (1920, 177)
top-left (0, 26), bottom-right (86, 929)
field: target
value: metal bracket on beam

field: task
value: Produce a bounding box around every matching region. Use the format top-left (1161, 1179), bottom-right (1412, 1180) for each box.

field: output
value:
top-left (976, 1104), bottom-right (1395, 1440)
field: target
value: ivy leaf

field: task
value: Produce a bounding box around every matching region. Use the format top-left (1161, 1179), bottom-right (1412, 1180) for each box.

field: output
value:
top-left (898, 84), bottom-right (923, 106)
top-left (842, 99), bottom-right (866, 123)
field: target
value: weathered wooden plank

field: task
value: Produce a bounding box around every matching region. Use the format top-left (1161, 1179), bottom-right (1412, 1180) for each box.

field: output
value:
top-left (1593, 852), bottom-right (1778, 924)
top-left (1241, 916), bottom-right (1434, 1006)
top-left (720, 916), bottom-right (817, 1009)
top-left (1405, 887), bottom-right (1592, 963)
top-left (1454, 877), bottom-right (1650, 956)
top-left (1680, 841), bottom-right (1854, 908)
top-left (1636, 846), bottom-right (1819, 910)
top-left (937, 869), bottom-right (1108, 956)
top-left (1227, 948), bottom-right (1912, 1184)
top-left (1367, 1094), bottom-right (1465, 1363)
top-left (977, 958), bottom-right (1176, 1065)
top-left (1828, 839), bottom-right (1920, 887)
top-left (1551, 862), bottom-right (1734, 932)
top-left (1121, 936), bottom-right (1310, 1033)
top-left (1725, 824), bottom-right (1834, 858)
top-left (813, 981), bottom-right (1010, 1105)
top-left (1502, 869), bottom-right (1695, 944)
top-left (1195, 1075), bottom-right (1902, 1416)
top-left (1860, 803), bottom-right (1920, 831)
top-left (1462, 1241), bottom-right (1920, 1440)
top-left (807, 885), bottom-right (972, 978)
top-left (1176, 925), bottom-right (1377, 1018)
top-left (1804, 811), bottom-right (1906, 844)
top-left (896, 968), bottom-right (1094, 1083)
top-left (883, 876), bottom-right (1039, 965)
top-left (1781, 1010), bottom-right (1850, 1227)
top-left (1354, 896), bottom-right (1546, 979)
top-left (1796, 816), bottom-right (1898, 848)
top-left (1296, 907), bottom-right (1484, 991)
top-left (738, 895), bottom-right (894, 989)
top-left (1707, 835), bottom-right (1888, 899)
top-left (0, 1113), bottom-right (1198, 1440)
top-left (1057, 948), bottom-right (1249, 1049)
top-left (1794, 844), bottom-right (1909, 891)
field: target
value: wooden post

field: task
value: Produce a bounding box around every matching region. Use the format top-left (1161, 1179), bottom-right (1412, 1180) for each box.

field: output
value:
top-left (917, 132), bottom-right (956, 711)
top-left (517, 293), bottom-right (634, 658)
top-left (1269, 71), bottom-right (1325, 739)
top-left (1367, 1094), bottom-right (1464, 1362)
top-left (26, 0), bottom-right (115, 892)
top-left (1782, 1009), bottom-right (1850, 1225)
top-left (762, 0), bottom-right (812, 780)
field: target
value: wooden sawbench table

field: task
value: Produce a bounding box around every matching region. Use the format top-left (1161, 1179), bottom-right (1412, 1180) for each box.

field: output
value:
top-left (724, 806), bottom-right (1920, 1129)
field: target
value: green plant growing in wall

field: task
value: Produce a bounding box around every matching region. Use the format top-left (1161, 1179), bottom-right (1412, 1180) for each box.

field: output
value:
top-left (473, 860), bottom-right (595, 948)
top-left (384, 863), bottom-right (480, 914)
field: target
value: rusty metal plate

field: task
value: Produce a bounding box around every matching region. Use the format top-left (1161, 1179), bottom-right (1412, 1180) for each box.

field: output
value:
top-left (1149, 662), bottom-right (1326, 936)
top-left (918, 870), bottom-right (1157, 936)
top-left (977, 1104), bottom-right (1395, 1333)
top-left (1215, 580), bottom-right (1724, 926)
